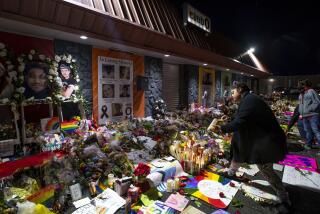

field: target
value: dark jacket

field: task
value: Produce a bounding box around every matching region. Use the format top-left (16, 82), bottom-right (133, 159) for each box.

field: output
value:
top-left (287, 105), bottom-right (300, 131)
top-left (221, 92), bottom-right (287, 164)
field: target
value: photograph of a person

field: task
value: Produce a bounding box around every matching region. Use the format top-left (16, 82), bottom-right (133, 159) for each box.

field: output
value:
top-left (119, 66), bottom-right (130, 80)
top-left (102, 84), bottom-right (114, 98)
top-left (120, 84), bottom-right (130, 97)
top-left (112, 103), bottom-right (123, 117)
top-left (0, 62), bottom-right (14, 99)
top-left (24, 62), bottom-right (50, 99)
top-left (59, 64), bottom-right (76, 98)
top-left (102, 64), bottom-right (115, 79)
top-left (203, 72), bottom-right (212, 85)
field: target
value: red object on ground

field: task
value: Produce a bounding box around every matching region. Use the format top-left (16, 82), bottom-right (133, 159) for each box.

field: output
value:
top-left (0, 151), bottom-right (64, 178)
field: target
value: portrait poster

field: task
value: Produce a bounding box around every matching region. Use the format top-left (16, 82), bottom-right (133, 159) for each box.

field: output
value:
top-left (98, 56), bottom-right (133, 124)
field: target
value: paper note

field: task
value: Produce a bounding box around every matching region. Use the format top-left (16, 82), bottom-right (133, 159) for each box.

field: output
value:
top-left (69, 183), bottom-right (82, 201)
top-left (164, 193), bottom-right (189, 212)
top-left (238, 164), bottom-right (259, 176)
top-left (138, 200), bottom-right (175, 214)
top-left (181, 205), bottom-right (205, 214)
top-left (273, 164), bottom-right (284, 172)
top-left (73, 197), bottom-right (91, 208)
top-left (282, 166), bottom-right (320, 191)
top-left (93, 188), bottom-right (126, 214)
top-left (72, 204), bottom-right (96, 214)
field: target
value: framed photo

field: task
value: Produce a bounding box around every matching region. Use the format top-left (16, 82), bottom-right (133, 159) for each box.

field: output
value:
top-left (119, 66), bottom-right (130, 80)
top-left (119, 84), bottom-right (130, 98)
top-left (23, 62), bottom-right (50, 100)
top-left (112, 103), bottom-right (123, 117)
top-left (102, 84), bottom-right (115, 98)
top-left (102, 64), bottom-right (115, 79)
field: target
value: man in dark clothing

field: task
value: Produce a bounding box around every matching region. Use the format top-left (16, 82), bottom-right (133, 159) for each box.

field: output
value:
top-left (211, 83), bottom-right (290, 212)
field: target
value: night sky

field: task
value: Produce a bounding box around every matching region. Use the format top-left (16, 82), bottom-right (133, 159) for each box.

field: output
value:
top-left (175, 0), bottom-right (320, 76)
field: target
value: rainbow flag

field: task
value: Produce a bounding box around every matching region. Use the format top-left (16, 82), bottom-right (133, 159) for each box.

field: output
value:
top-left (60, 118), bottom-right (80, 133)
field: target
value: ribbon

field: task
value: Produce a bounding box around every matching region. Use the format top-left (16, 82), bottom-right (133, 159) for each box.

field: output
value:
top-left (100, 105), bottom-right (108, 119)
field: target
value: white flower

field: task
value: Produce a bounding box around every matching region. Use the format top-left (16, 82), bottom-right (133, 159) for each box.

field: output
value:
top-left (76, 78), bottom-right (80, 82)
top-left (49, 69), bottom-right (58, 76)
top-left (55, 55), bottom-right (61, 62)
top-left (30, 49), bottom-right (36, 55)
top-left (0, 51), bottom-right (7, 57)
top-left (7, 65), bottom-right (14, 71)
top-left (55, 77), bottom-right (62, 82)
top-left (62, 55), bottom-right (67, 61)
top-left (28, 54), bottom-right (33, 60)
top-left (18, 64), bottom-right (25, 72)
top-left (39, 54), bottom-right (46, 61)
top-left (52, 62), bottom-right (58, 68)
top-left (0, 43), bottom-right (5, 49)
top-left (68, 54), bottom-right (72, 60)
top-left (8, 70), bottom-right (17, 79)
top-left (17, 57), bottom-right (24, 63)
top-left (5, 61), bottom-right (11, 65)
top-left (48, 75), bottom-right (53, 80)
top-left (70, 65), bottom-right (73, 69)
top-left (74, 85), bottom-right (79, 91)
top-left (72, 59), bottom-right (76, 62)
top-left (66, 59), bottom-right (71, 63)
top-left (16, 87), bottom-right (25, 93)
top-left (1, 98), bottom-right (9, 103)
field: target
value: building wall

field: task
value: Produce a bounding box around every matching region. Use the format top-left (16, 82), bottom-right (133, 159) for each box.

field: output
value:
top-left (184, 65), bottom-right (199, 105)
top-left (144, 56), bottom-right (163, 116)
top-left (54, 39), bottom-right (93, 116)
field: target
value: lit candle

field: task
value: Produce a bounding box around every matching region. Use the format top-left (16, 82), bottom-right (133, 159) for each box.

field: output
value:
top-left (167, 179), bottom-right (173, 192)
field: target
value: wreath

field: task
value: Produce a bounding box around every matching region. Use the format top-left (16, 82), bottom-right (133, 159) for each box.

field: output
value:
top-left (0, 42), bottom-right (17, 104)
top-left (53, 53), bottom-right (84, 103)
top-left (15, 49), bottom-right (63, 104)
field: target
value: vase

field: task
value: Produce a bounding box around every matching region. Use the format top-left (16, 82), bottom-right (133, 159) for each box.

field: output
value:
top-left (135, 176), bottom-right (150, 193)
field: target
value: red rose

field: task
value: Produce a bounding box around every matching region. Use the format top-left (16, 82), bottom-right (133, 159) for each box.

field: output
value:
top-left (229, 182), bottom-right (236, 187)
top-left (219, 192), bottom-right (225, 198)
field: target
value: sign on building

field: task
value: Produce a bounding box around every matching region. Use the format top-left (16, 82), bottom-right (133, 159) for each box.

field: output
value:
top-left (183, 3), bottom-right (211, 33)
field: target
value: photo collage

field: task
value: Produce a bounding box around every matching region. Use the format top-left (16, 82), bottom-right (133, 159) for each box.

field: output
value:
top-left (98, 57), bottom-right (133, 124)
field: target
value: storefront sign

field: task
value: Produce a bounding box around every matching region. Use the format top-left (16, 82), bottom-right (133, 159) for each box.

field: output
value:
top-left (98, 56), bottom-right (133, 124)
top-left (183, 3), bottom-right (211, 33)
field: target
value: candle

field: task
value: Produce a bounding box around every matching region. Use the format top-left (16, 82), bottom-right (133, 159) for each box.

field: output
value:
top-left (174, 178), bottom-right (180, 190)
top-left (167, 179), bottom-right (173, 192)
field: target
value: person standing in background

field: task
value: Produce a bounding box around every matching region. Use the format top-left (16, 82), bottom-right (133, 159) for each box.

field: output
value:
top-left (298, 79), bottom-right (320, 149)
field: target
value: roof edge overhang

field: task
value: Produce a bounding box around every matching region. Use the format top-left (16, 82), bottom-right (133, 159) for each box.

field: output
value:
top-left (0, 0), bottom-right (270, 78)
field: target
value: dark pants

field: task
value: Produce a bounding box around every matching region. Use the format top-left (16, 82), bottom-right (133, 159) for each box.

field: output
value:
top-left (297, 119), bottom-right (307, 140)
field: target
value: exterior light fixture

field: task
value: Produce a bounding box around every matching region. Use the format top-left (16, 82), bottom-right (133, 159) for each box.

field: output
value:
top-left (226, 68), bottom-right (230, 71)
top-left (203, 63), bottom-right (208, 66)
top-left (80, 35), bottom-right (88, 39)
top-left (269, 78), bottom-right (274, 82)
top-left (164, 54), bottom-right (170, 57)
top-left (247, 48), bottom-right (255, 53)
top-left (240, 72), bottom-right (244, 75)
top-left (250, 74), bottom-right (254, 77)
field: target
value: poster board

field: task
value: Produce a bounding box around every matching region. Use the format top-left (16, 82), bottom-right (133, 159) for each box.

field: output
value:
top-left (0, 104), bottom-right (20, 157)
top-left (21, 102), bottom-right (56, 144)
top-left (198, 66), bottom-right (215, 107)
top-left (98, 56), bottom-right (133, 125)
